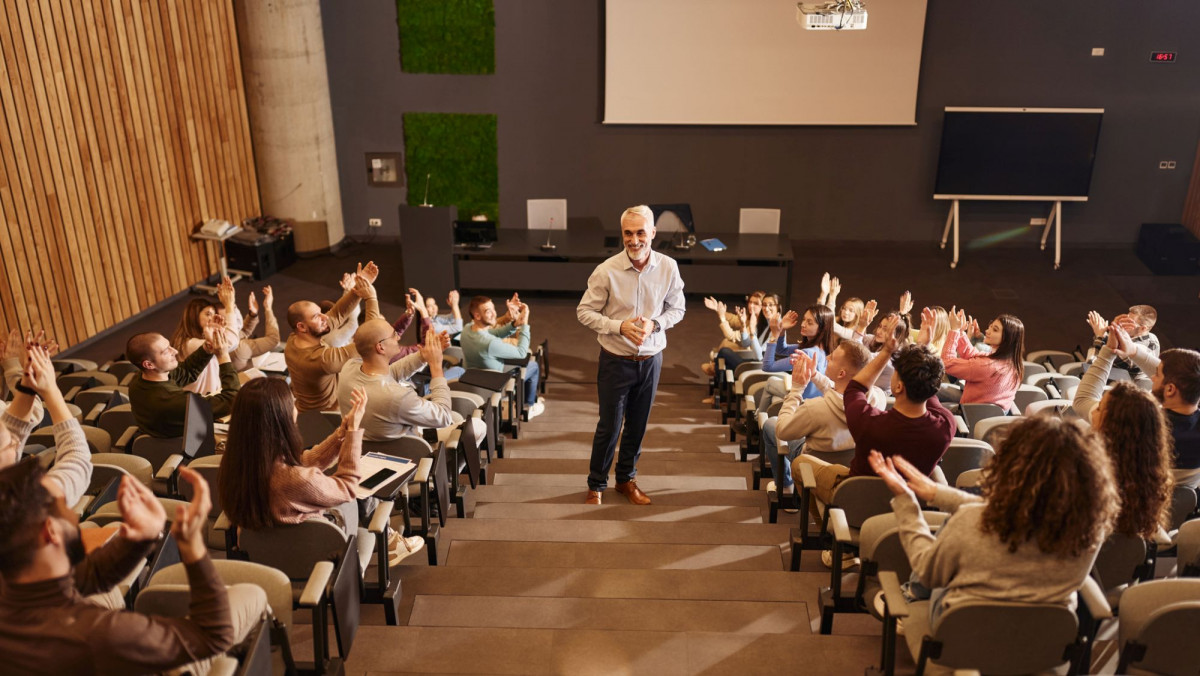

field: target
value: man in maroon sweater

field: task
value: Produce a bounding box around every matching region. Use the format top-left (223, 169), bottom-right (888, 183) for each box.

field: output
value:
top-left (796, 315), bottom-right (956, 516)
top-left (0, 460), bottom-right (266, 674)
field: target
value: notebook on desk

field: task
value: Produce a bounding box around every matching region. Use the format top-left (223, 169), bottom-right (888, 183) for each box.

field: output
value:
top-left (354, 452), bottom-right (418, 499)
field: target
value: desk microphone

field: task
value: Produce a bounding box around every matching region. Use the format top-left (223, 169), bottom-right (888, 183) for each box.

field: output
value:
top-left (419, 174), bottom-right (432, 207)
top-left (540, 217), bottom-right (557, 251)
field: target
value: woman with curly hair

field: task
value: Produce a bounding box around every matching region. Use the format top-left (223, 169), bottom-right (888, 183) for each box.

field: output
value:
top-left (1090, 381), bottom-right (1174, 539)
top-left (870, 414), bottom-right (1119, 625)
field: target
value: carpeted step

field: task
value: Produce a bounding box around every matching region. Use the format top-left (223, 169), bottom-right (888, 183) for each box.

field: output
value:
top-left (392, 566), bottom-right (817, 604)
top-left (439, 516), bottom-right (791, 547)
top-left (444, 540), bottom-right (784, 571)
top-left (501, 448), bottom-right (736, 462)
top-left (468, 484), bottom-right (766, 507)
top-left (346, 626), bottom-right (884, 675)
top-left (407, 595), bottom-right (810, 634)
top-left (471, 502), bottom-right (764, 523)
top-left (491, 473), bottom-right (748, 490)
top-left (488, 458), bottom-right (750, 479)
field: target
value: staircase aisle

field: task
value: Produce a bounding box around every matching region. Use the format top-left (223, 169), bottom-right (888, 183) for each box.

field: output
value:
top-left (348, 383), bottom-right (884, 675)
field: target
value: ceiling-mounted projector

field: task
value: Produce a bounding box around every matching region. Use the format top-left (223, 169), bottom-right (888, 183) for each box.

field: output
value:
top-left (797, 0), bottom-right (868, 31)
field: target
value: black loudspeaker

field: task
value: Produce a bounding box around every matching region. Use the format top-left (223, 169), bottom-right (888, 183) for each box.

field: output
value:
top-left (1136, 223), bottom-right (1200, 275)
top-left (226, 239), bottom-right (277, 281)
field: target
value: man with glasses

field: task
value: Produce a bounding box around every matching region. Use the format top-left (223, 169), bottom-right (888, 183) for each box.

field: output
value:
top-left (336, 318), bottom-right (454, 442)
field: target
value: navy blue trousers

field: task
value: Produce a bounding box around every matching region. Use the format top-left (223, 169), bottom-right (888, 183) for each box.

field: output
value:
top-left (587, 350), bottom-right (662, 491)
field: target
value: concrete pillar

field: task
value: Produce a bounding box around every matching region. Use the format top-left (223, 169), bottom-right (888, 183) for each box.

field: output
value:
top-left (234, 0), bottom-right (344, 252)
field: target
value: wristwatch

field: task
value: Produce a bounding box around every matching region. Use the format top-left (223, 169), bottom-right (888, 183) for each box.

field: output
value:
top-left (652, 320), bottom-right (661, 333)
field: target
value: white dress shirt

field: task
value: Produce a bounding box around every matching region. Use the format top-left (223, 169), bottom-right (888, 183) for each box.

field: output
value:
top-left (577, 250), bottom-right (686, 357)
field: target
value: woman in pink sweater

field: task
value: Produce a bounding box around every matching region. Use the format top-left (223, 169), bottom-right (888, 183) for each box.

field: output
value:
top-left (940, 309), bottom-right (1025, 412)
top-left (218, 377), bottom-right (425, 563)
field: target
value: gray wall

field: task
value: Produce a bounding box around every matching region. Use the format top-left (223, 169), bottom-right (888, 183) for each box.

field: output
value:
top-left (320, 0), bottom-right (1200, 245)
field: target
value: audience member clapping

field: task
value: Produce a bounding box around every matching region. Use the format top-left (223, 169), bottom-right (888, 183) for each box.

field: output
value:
top-left (940, 307), bottom-right (1025, 412)
top-left (869, 413), bottom-right (1118, 626)
top-left (285, 262), bottom-right (381, 412)
top-left (218, 378), bottom-right (426, 564)
top-left (126, 325), bottom-right (239, 438)
top-left (462, 294), bottom-right (544, 419)
top-left (1085, 305), bottom-right (1159, 386)
top-left (0, 344), bottom-right (91, 506)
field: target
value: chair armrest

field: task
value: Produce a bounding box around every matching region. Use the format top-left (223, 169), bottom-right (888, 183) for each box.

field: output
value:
top-left (120, 373), bottom-right (135, 387)
top-left (213, 511), bottom-right (231, 533)
top-left (798, 461), bottom-right (817, 490)
top-left (206, 656), bottom-right (238, 676)
top-left (64, 385), bottom-right (83, 402)
top-left (115, 426), bottom-right (139, 452)
top-left (84, 403), bottom-right (106, 426)
top-left (472, 409), bottom-right (483, 421)
top-left (414, 457), bottom-right (433, 483)
top-left (878, 570), bottom-right (910, 619)
top-left (367, 500), bottom-right (394, 534)
top-left (73, 495), bottom-right (94, 517)
top-left (154, 454), bottom-right (185, 482)
top-left (297, 561), bottom-right (334, 608)
top-left (828, 507), bottom-right (852, 545)
top-left (954, 415), bottom-right (969, 436)
top-left (734, 381), bottom-right (744, 396)
top-left (446, 428), bottom-right (462, 451)
top-left (742, 396), bottom-right (755, 415)
top-left (1078, 575), bottom-right (1112, 621)
top-left (724, 369), bottom-right (733, 384)
top-left (756, 411), bottom-right (768, 429)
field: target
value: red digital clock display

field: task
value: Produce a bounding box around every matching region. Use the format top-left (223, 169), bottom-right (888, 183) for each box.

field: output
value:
top-left (1150, 51), bottom-right (1177, 62)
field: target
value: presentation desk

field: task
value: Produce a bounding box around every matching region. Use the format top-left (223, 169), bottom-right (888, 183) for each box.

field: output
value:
top-left (453, 229), bottom-right (793, 301)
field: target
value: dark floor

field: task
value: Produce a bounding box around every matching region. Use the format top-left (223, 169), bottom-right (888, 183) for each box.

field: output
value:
top-left (63, 239), bottom-right (1200, 375)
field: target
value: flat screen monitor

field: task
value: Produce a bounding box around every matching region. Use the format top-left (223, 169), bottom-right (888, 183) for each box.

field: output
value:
top-left (453, 220), bottom-right (497, 245)
top-left (648, 204), bottom-right (694, 233)
top-left (526, 199), bottom-right (567, 230)
top-left (933, 107), bottom-right (1103, 200)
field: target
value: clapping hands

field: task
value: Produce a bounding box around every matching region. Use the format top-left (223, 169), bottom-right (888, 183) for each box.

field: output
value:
top-left (789, 350), bottom-right (817, 389)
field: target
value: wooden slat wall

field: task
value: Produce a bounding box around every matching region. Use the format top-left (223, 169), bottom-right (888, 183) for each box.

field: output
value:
top-left (1183, 138), bottom-right (1200, 239)
top-left (0, 0), bottom-right (258, 349)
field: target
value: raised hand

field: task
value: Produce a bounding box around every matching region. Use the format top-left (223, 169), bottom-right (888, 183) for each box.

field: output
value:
top-left (890, 454), bottom-right (941, 502)
top-left (780, 310), bottom-right (799, 332)
top-left (506, 293), bottom-right (521, 319)
top-left (1107, 323), bottom-right (1134, 358)
top-left (261, 285), bottom-right (274, 311)
top-left (857, 300), bottom-right (879, 332)
top-left (703, 296), bottom-right (720, 313)
top-left (829, 276), bottom-right (841, 298)
top-left (343, 386), bottom-right (367, 432)
top-left (948, 306), bottom-right (966, 332)
top-left (247, 291), bottom-right (258, 316)
top-left (715, 300), bottom-right (727, 318)
top-left (203, 325), bottom-right (230, 356)
top-left (353, 275), bottom-right (376, 299)
top-left (878, 315), bottom-right (902, 353)
top-left (867, 451), bottom-right (913, 498)
top-left (171, 466), bottom-right (213, 564)
top-left (447, 289), bottom-right (460, 306)
top-left (339, 272), bottom-right (357, 293)
top-left (22, 345), bottom-right (60, 396)
top-left (819, 272), bottom-right (831, 296)
top-left (24, 329), bottom-right (57, 357)
top-left (437, 331), bottom-right (451, 349)
top-left (418, 328), bottom-right (444, 368)
top-left (621, 317), bottom-right (649, 346)
top-left (898, 290), bottom-right (913, 316)
top-left (1086, 311), bottom-right (1107, 338)
top-left (916, 310), bottom-right (934, 346)
top-left (116, 474), bottom-right (167, 543)
top-left (966, 317), bottom-right (981, 339)
top-left (4, 328), bottom-right (24, 363)
top-left (409, 288), bottom-right (428, 317)
top-left (357, 261), bottom-right (380, 283)
top-left (216, 275), bottom-right (235, 308)
top-left (768, 313), bottom-right (782, 338)
top-left (735, 306), bottom-right (748, 328)
top-left (789, 350), bottom-right (817, 388)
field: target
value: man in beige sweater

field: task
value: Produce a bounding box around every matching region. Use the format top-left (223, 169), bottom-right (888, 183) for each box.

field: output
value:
top-left (285, 262), bottom-right (381, 411)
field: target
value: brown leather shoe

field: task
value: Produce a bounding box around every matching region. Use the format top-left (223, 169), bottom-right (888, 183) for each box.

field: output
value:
top-left (615, 480), bottom-right (651, 505)
top-left (585, 490), bottom-right (603, 505)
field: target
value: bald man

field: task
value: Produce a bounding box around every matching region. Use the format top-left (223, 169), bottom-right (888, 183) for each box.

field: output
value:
top-left (285, 263), bottom-right (381, 412)
top-left (336, 319), bottom-right (454, 441)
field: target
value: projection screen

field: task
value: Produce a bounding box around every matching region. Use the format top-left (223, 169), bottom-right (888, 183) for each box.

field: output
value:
top-left (604, 0), bottom-right (928, 125)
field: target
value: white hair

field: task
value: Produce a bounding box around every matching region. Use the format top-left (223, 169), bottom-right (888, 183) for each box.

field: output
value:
top-left (620, 205), bottom-right (655, 230)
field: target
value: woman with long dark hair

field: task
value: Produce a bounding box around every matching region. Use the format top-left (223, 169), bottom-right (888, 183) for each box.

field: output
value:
top-left (761, 304), bottom-right (834, 400)
top-left (941, 310), bottom-right (1025, 411)
top-left (1091, 381), bottom-right (1174, 539)
top-left (218, 377), bottom-right (426, 564)
top-left (871, 414), bottom-right (1119, 625)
